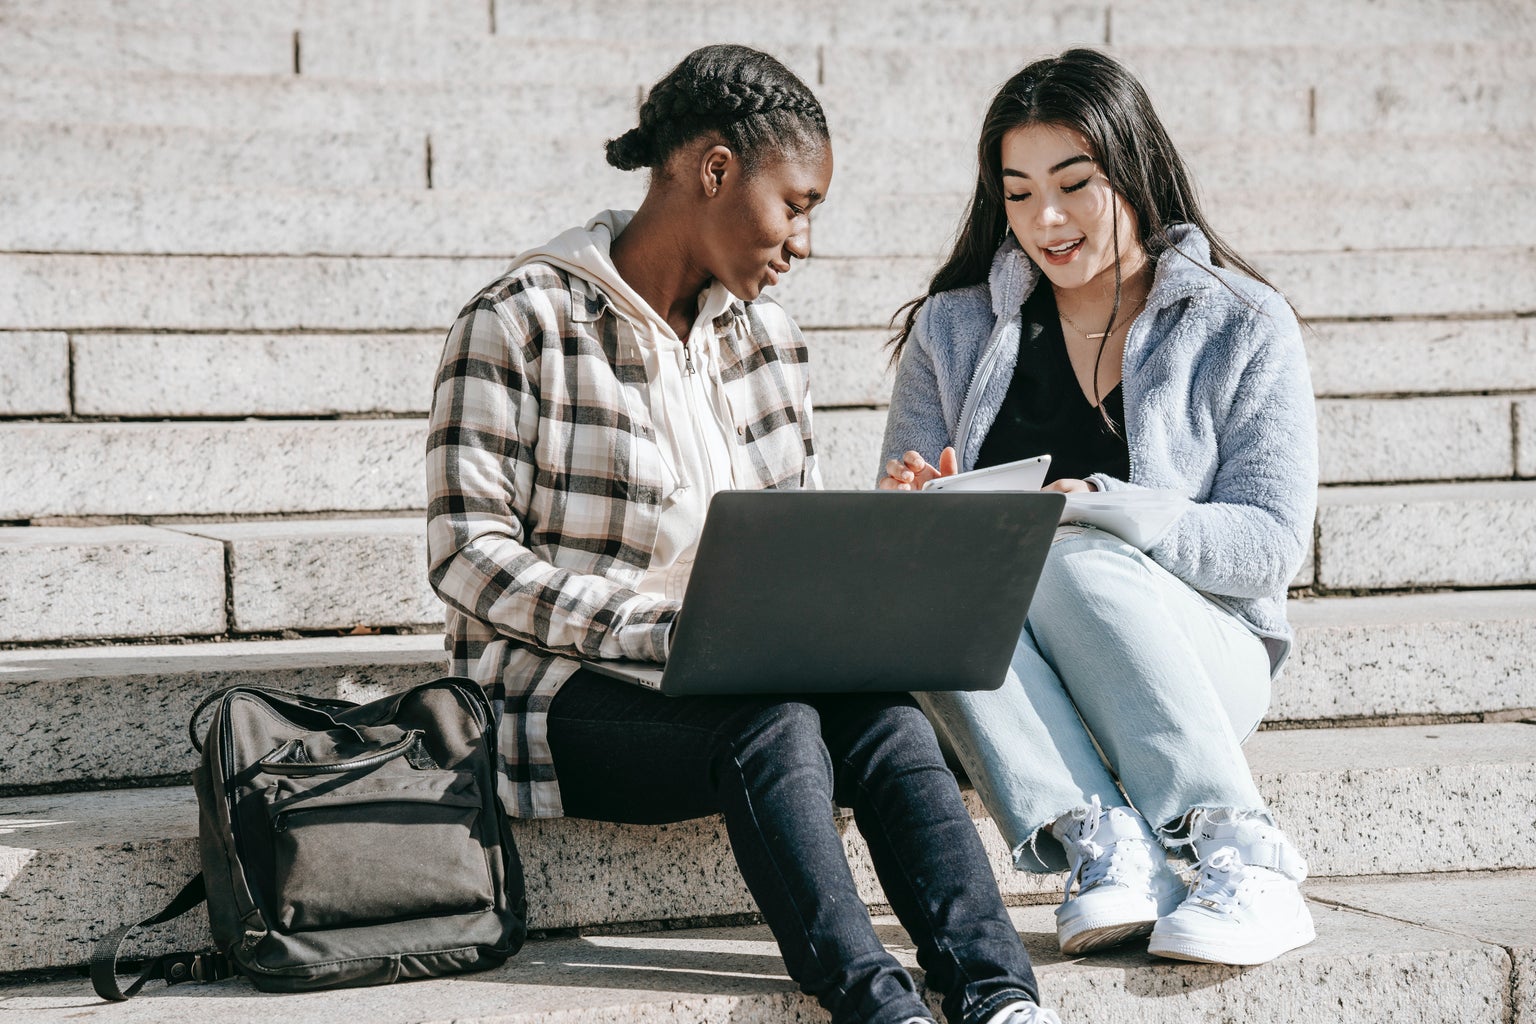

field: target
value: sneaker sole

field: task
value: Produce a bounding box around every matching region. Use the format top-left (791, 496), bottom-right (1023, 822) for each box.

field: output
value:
top-left (1060, 916), bottom-right (1156, 955)
top-left (1147, 920), bottom-right (1317, 966)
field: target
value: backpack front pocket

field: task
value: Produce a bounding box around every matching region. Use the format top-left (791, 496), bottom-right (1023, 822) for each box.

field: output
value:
top-left (264, 770), bottom-right (495, 932)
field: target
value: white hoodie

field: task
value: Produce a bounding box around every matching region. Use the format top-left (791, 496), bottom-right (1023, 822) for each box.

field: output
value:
top-left (505, 210), bottom-right (741, 601)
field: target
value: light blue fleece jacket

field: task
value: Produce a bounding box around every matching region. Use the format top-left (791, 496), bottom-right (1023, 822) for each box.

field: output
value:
top-left (879, 224), bottom-right (1318, 671)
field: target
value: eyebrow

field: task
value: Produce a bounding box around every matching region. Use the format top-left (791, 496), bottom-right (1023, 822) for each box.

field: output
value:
top-left (802, 188), bottom-right (825, 203)
top-left (1001, 154), bottom-right (1094, 179)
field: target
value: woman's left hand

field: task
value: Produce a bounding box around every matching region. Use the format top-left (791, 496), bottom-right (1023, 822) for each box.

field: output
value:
top-left (1044, 478), bottom-right (1097, 493)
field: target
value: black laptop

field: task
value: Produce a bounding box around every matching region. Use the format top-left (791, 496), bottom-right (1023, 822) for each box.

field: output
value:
top-left (581, 489), bottom-right (1064, 695)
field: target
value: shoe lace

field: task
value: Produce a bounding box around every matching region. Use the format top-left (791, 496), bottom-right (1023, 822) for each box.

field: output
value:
top-left (1060, 794), bottom-right (1119, 900)
top-left (1188, 845), bottom-right (1247, 913)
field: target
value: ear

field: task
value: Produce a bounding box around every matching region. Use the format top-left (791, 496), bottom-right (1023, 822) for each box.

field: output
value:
top-left (697, 144), bottom-right (733, 198)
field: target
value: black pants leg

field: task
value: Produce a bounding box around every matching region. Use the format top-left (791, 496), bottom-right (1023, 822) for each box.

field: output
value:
top-left (546, 670), bottom-right (1039, 1024)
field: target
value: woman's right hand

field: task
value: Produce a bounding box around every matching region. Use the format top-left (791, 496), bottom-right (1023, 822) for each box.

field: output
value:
top-left (879, 447), bottom-right (959, 491)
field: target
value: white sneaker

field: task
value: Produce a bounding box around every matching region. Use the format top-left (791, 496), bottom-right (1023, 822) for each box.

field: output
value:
top-left (1049, 796), bottom-right (1187, 955)
top-left (1148, 811), bottom-right (1315, 965)
top-left (983, 999), bottom-right (1062, 1024)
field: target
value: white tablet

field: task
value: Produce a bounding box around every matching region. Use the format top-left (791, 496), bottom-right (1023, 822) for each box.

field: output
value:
top-left (922, 454), bottom-right (1052, 493)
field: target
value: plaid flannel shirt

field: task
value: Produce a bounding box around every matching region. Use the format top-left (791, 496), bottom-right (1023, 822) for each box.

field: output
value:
top-left (426, 261), bottom-right (821, 818)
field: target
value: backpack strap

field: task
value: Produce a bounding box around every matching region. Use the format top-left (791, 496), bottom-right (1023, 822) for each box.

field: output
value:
top-left (91, 874), bottom-right (235, 1001)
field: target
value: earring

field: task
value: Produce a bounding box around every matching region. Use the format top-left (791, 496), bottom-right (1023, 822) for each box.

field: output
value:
top-left (711, 185), bottom-right (719, 195)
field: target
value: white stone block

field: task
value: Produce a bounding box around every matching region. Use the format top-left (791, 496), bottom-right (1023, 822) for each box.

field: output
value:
top-left (1281, 591), bottom-right (1536, 721)
top-left (1318, 78), bottom-right (1536, 135)
top-left (1306, 319), bottom-right (1536, 398)
top-left (1294, 531), bottom-right (1316, 589)
top-left (72, 333), bottom-right (443, 417)
top-left (1316, 397), bottom-right (1513, 484)
top-left (1308, 873), bottom-right (1536, 1024)
top-left (1109, 1), bottom-right (1536, 45)
top-left (1316, 480), bottom-right (1536, 590)
top-left (0, 333), bottom-right (68, 416)
top-left (425, 130), bottom-right (637, 193)
top-left (488, 0), bottom-right (840, 46)
top-left (0, 124), bottom-right (424, 189)
top-left (0, 420), bottom-right (426, 518)
top-left (1248, 723), bottom-right (1536, 876)
top-left (0, 526), bottom-right (225, 642)
top-left (0, 636), bottom-right (446, 787)
top-left (807, 329), bottom-right (895, 408)
top-left (1178, 134), bottom-right (1536, 193)
top-left (168, 518), bottom-right (442, 632)
top-left (1213, 185), bottom-right (1536, 253)
top-left (1255, 248), bottom-right (1536, 320)
top-left (0, 185), bottom-right (606, 258)
top-left (820, 71), bottom-right (1311, 142)
top-left (0, 0), bottom-right (486, 34)
top-left (1519, 398), bottom-right (1536, 478)
top-left (0, 254), bottom-right (505, 331)
top-left (5, 724), bottom-right (1535, 975)
top-left (814, 408), bottom-right (889, 490)
top-left (772, 256), bottom-right (936, 331)
top-left (812, 194), bottom-right (968, 259)
top-left (0, 72), bottom-right (640, 136)
top-left (0, 18), bottom-right (292, 75)
top-left (301, 28), bottom-right (817, 87)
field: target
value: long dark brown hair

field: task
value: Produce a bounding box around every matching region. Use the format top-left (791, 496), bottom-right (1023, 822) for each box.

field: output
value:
top-left (890, 48), bottom-right (1277, 361)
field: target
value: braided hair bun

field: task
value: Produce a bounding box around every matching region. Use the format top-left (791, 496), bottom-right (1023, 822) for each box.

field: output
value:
top-left (605, 44), bottom-right (829, 173)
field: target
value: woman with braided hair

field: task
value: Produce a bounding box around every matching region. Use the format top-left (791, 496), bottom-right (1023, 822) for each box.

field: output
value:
top-left (427, 45), bottom-right (1059, 1024)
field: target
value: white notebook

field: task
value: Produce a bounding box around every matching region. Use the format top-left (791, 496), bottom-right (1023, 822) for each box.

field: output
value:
top-left (1060, 490), bottom-right (1186, 551)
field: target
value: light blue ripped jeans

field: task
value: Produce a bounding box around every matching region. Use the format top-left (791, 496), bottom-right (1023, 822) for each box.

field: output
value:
top-left (918, 525), bottom-right (1274, 873)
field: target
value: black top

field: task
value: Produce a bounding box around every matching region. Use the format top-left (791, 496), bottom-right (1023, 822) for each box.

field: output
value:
top-left (975, 283), bottom-right (1131, 484)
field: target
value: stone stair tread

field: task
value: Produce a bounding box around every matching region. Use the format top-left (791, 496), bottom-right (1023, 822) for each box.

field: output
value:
top-left (1, 588), bottom-right (1531, 785)
top-left (2, 722), bottom-right (1532, 972)
top-left (4, 324), bottom-right (1524, 425)
top-left (0, 873), bottom-right (1529, 1022)
top-left (5, 181), bottom-right (1533, 258)
top-left (3, 249), bottom-right (1532, 336)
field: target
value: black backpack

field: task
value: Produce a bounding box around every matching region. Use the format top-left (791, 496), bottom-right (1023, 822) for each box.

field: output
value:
top-left (93, 677), bottom-right (526, 1000)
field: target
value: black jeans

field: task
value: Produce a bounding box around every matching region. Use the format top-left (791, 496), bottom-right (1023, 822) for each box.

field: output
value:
top-left (547, 670), bottom-right (1041, 1024)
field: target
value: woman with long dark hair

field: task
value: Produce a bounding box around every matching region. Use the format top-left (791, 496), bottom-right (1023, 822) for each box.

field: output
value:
top-left (428, 44), bottom-right (1059, 1024)
top-left (878, 49), bottom-right (1318, 966)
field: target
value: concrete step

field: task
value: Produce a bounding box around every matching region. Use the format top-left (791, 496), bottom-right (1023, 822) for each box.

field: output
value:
top-left (53, 330), bottom-right (885, 418)
top-left (0, 526), bottom-right (227, 643)
top-left (6, 181), bottom-right (1532, 258)
top-left (13, 321), bottom-right (1526, 426)
top-left (425, 131), bottom-right (1536, 197)
top-left (0, 420), bottom-right (426, 519)
top-left (0, 411), bottom-right (882, 519)
top-left (0, 332), bottom-right (68, 416)
top-left (0, 722), bottom-right (1531, 972)
top-left (4, 591), bottom-right (1533, 789)
top-left (1308, 319), bottom-right (1536, 398)
top-left (4, 249), bottom-right (1532, 335)
top-left (1317, 480), bottom-right (1536, 590)
top-left (0, 18), bottom-right (294, 76)
top-left (1281, 590), bottom-right (1536, 723)
top-left (0, 124), bottom-right (426, 189)
top-left (0, 254), bottom-right (507, 333)
top-left (298, 29), bottom-right (819, 87)
top-left (0, 72), bottom-right (644, 137)
top-left (0, 0), bottom-right (487, 35)
top-left (0, 636), bottom-right (448, 789)
top-left (5, 392), bottom-right (1526, 518)
top-left (66, 333), bottom-right (444, 418)
top-left (3, 871), bottom-right (1533, 1022)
